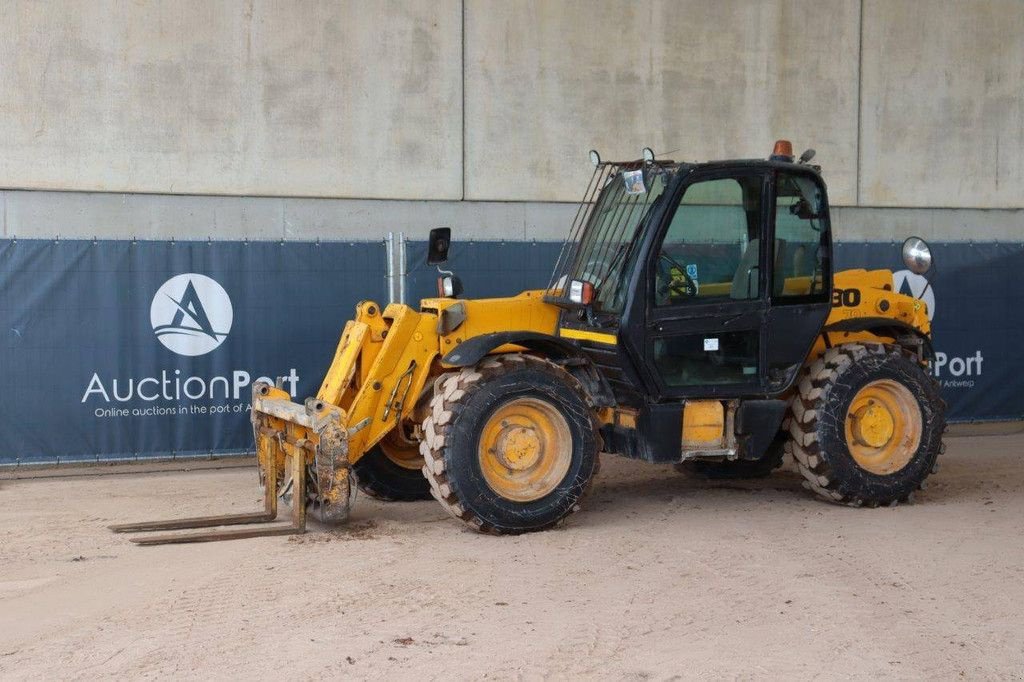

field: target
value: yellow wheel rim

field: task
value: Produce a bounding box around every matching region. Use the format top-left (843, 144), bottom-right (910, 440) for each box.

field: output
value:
top-left (379, 427), bottom-right (424, 471)
top-left (478, 397), bottom-right (572, 502)
top-left (845, 379), bottom-right (922, 475)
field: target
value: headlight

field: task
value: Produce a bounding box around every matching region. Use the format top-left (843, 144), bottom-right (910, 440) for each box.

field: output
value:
top-left (436, 275), bottom-right (463, 298)
top-left (568, 279), bottom-right (594, 305)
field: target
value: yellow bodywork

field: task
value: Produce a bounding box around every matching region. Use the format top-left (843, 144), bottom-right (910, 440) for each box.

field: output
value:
top-left (681, 400), bottom-right (726, 448)
top-left (250, 290), bottom-right (561, 502)
top-left (808, 268), bottom-right (931, 361)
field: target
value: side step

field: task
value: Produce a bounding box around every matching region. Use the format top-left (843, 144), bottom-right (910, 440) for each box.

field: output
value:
top-left (108, 450), bottom-right (306, 546)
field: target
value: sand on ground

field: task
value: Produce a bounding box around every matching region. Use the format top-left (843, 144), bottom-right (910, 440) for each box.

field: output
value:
top-left (1, 434), bottom-right (1022, 680)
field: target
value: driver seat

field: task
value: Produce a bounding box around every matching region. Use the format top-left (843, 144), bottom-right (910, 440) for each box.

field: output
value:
top-left (730, 239), bottom-right (760, 300)
top-left (730, 239), bottom-right (787, 299)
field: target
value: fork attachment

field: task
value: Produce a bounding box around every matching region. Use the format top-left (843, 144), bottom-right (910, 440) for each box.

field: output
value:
top-left (109, 383), bottom-right (352, 545)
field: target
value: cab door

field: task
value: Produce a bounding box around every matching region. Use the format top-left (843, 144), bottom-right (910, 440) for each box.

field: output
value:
top-left (634, 169), bottom-right (771, 400)
top-left (762, 169), bottom-right (833, 392)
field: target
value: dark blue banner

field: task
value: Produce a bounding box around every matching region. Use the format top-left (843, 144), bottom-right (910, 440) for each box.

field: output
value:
top-left (1, 239), bottom-right (384, 463)
top-left (836, 241), bottom-right (1024, 424)
top-left (1, 238), bottom-right (1020, 464)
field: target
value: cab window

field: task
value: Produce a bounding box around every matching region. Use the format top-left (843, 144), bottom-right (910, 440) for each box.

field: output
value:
top-left (772, 172), bottom-right (829, 301)
top-left (654, 176), bottom-right (764, 306)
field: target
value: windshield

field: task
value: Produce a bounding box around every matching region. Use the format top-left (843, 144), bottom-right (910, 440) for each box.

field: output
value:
top-left (548, 165), bottom-right (673, 315)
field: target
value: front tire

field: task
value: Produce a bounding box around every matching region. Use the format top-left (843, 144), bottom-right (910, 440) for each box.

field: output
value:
top-left (789, 342), bottom-right (945, 506)
top-left (420, 354), bottom-right (600, 534)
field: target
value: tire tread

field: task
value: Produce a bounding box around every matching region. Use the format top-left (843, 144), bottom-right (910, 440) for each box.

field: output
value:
top-left (420, 353), bottom-right (600, 534)
top-left (789, 342), bottom-right (945, 507)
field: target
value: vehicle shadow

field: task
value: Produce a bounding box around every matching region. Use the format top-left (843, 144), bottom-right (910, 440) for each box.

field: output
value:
top-left (584, 434), bottom-right (1024, 517)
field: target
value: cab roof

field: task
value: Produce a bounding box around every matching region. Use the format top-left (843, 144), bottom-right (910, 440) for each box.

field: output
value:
top-left (609, 157), bottom-right (822, 177)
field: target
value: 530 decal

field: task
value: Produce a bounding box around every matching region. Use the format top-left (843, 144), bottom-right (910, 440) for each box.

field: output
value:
top-left (832, 288), bottom-right (861, 307)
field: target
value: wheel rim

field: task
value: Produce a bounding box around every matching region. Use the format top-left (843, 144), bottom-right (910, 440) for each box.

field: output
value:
top-left (379, 428), bottom-right (424, 471)
top-left (844, 379), bottom-right (922, 475)
top-left (478, 397), bottom-right (573, 502)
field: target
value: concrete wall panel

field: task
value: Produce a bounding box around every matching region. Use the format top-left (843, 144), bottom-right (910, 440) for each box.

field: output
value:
top-left (860, 0), bottom-right (1024, 208)
top-left (6, 188), bottom-right (1020, 244)
top-left (3, 191), bottom-right (285, 241)
top-left (1, 189), bottom-right (580, 242)
top-left (464, 0), bottom-right (860, 204)
top-left (0, 1), bottom-right (462, 199)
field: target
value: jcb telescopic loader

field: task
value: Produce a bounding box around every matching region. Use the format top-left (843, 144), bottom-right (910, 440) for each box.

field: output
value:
top-left (113, 141), bottom-right (945, 544)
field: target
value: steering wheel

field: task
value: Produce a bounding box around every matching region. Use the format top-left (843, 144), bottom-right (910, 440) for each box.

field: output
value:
top-left (657, 251), bottom-right (698, 299)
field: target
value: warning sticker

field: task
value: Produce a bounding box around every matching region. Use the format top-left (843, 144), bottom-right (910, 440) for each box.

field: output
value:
top-left (622, 170), bottom-right (645, 194)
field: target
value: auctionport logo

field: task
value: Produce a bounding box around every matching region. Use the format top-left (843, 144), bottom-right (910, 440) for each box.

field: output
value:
top-left (83, 271), bottom-right (300, 413)
top-left (150, 274), bottom-right (233, 356)
top-left (893, 269), bottom-right (935, 321)
top-left (892, 269), bottom-right (984, 386)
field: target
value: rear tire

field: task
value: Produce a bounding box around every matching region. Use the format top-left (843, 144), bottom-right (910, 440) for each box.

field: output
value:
top-left (420, 354), bottom-right (601, 534)
top-left (789, 342), bottom-right (945, 506)
top-left (353, 447), bottom-right (431, 502)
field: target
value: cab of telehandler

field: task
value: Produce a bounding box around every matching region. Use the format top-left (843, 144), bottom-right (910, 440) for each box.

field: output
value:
top-left (546, 144), bottom-right (833, 463)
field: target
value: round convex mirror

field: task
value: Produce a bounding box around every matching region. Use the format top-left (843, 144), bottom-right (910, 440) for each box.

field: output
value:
top-left (589, 149), bottom-right (601, 166)
top-left (902, 236), bottom-right (933, 275)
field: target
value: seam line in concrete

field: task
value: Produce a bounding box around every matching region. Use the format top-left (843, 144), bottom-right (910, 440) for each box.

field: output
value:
top-left (461, 0), bottom-right (467, 202)
top-left (856, 0), bottom-right (865, 207)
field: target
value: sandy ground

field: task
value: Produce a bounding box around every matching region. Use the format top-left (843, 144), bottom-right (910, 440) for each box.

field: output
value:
top-left (1, 435), bottom-right (1023, 680)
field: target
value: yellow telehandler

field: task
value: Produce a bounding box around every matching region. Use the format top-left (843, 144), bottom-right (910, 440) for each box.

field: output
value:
top-left (112, 141), bottom-right (945, 544)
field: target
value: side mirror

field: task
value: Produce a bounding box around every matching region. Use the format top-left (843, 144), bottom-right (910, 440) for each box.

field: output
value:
top-left (427, 227), bottom-right (451, 265)
top-left (789, 197), bottom-right (817, 220)
top-left (902, 236), bottom-right (933, 275)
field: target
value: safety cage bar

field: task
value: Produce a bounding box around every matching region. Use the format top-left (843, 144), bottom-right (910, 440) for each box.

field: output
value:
top-left (544, 159), bottom-right (679, 308)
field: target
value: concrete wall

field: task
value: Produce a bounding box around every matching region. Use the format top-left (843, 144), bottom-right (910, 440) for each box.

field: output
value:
top-left (0, 0), bottom-right (1022, 241)
top-left (0, 1), bottom-right (462, 199)
top-left (3, 189), bottom-right (1020, 243)
top-left (465, 0), bottom-right (860, 204)
top-left (860, 0), bottom-right (1024, 208)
